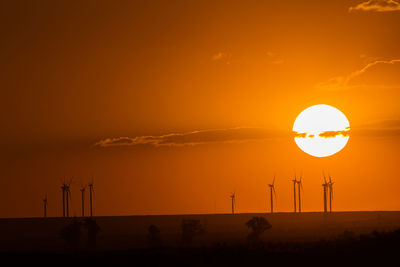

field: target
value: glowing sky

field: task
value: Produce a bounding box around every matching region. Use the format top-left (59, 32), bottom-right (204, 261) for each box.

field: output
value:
top-left (1, 0), bottom-right (400, 217)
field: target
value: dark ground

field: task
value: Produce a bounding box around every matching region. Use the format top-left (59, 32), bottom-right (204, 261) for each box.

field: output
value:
top-left (2, 232), bottom-right (399, 266)
top-left (1, 212), bottom-right (400, 266)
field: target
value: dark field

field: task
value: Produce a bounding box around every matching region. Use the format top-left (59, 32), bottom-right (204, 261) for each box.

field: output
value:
top-left (1, 211), bottom-right (400, 265)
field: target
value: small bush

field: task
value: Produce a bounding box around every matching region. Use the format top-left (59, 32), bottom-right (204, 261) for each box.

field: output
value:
top-left (246, 217), bottom-right (272, 245)
top-left (60, 220), bottom-right (82, 250)
top-left (147, 224), bottom-right (162, 247)
top-left (181, 219), bottom-right (204, 245)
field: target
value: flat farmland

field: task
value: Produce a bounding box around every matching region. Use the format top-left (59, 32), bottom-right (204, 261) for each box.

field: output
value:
top-left (1, 211), bottom-right (399, 252)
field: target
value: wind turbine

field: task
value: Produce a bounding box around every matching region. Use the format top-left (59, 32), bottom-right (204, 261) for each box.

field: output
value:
top-left (61, 181), bottom-right (67, 217)
top-left (230, 192), bottom-right (235, 215)
top-left (43, 194), bottom-right (47, 218)
top-left (268, 175), bottom-right (276, 213)
top-left (292, 173), bottom-right (297, 213)
top-left (65, 181), bottom-right (72, 217)
top-left (322, 172), bottom-right (328, 213)
top-left (328, 174), bottom-right (334, 213)
top-left (80, 185), bottom-right (86, 217)
top-left (88, 179), bottom-right (94, 217)
top-left (297, 173), bottom-right (303, 213)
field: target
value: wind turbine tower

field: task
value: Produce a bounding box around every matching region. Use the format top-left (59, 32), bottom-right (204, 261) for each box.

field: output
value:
top-left (268, 175), bottom-right (276, 214)
top-left (65, 182), bottom-right (71, 217)
top-left (61, 182), bottom-right (67, 217)
top-left (88, 181), bottom-right (94, 217)
top-left (292, 174), bottom-right (297, 213)
top-left (80, 185), bottom-right (86, 217)
top-left (297, 174), bottom-right (303, 213)
top-left (328, 174), bottom-right (334, 213)
top-left (230, 193), bottom-right (235, 215)
top-left (43, 194), bottom-right (47, 218)
top-left (322, 173), bottom-right (328, 213)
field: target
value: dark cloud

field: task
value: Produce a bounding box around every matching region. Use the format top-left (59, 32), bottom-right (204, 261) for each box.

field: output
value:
top-left (95, 127), bottom-right (288, 148)
top-left (349, 0), bottom-right (400, 12)
top-left (293, 130), bottom-right (350, 138)
top-left (293, 132), bottom-right (307, 138)
top-left (319, 130), bottom-right (350, 138)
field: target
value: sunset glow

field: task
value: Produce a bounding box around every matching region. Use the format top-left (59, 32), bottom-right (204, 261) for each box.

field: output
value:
top-left (1, 0), bottom-right (400, 219)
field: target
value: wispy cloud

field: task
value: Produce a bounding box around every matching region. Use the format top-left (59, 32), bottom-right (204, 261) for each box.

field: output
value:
top-left (211, 52), bottom-right (232, 64)
top-left (349, 0), bottom-right (400, 12)
top-left (352, 119), bottom-right (400, 137)
top-left (292, 121), bottom-right (400, 139)
top-left (266, 51), bottom-right (285, 65)
top-left (315, 59), bottom-right (400, 91)
top-left (95, 120), bottom-right (400, 148)
top-left (294, 122), bottom-right (400, 139)
top-left (95, 127), bottom-right (287, 148)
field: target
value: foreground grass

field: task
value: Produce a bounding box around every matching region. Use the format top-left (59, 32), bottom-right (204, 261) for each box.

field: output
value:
top-left (2, 229), bottom-right (400, 266)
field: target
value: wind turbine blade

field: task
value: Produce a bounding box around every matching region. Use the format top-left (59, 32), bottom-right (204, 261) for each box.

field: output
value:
top-left (272, 174), bottom-right (276, 185)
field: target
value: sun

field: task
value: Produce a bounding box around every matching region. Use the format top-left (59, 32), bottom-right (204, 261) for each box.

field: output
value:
top-left (293, 104), bottom-right (350, 157)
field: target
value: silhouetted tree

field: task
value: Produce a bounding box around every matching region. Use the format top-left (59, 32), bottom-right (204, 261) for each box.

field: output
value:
top-left (60, 220), bottom-right (82, 250)
top-left (147, 224), bottom-right (162, 247)
top-left (84, 218), bottom-right (101, 249)
top-left (246, 216), bottom-right (271, 245)
top-left (181, 219), bottom-right (204, 245)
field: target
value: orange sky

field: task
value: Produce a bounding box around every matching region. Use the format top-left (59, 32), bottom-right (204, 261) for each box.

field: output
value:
top-left (1, 0), bottom-right (400, 218)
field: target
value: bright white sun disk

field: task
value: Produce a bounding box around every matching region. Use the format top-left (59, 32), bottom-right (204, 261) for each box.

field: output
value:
top-left (293, 104), bottom-right (350, 157)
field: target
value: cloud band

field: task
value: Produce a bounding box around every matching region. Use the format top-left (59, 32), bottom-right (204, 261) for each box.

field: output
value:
top-left (349, 0), bottom-right (400, 12)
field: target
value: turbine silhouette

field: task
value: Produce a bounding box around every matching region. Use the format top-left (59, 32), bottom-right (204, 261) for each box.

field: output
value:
top-left (328, 174), bottom-right (334, 213)
top-left (65, 180), bottom-right (72, 217)
top-left (88, 177), bottom-right (94, 217)
top-left (292, 173), bottom-right (298, 213)
top-left (268, 175), bottom-right (276, 214)
top-left (80, 185), bottom-right (86, 217)
top-left (43, 194), bottom-right (47, 218)
top-left (60, 179), bottom-right (67, 217)
top-left (230, 192), bottom-right (236, 215)
top-left (322, 172), bottom-right (328, 213)
top-left (297, 173), bottom-right (303, 213)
